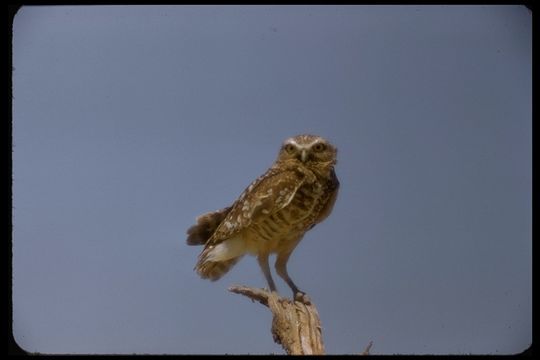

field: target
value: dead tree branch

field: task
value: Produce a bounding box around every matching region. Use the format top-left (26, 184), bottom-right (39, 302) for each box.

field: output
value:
top-left (361, 340), bottom-right (373, 355)
top-left (228, 285), bottom-right (325, 355)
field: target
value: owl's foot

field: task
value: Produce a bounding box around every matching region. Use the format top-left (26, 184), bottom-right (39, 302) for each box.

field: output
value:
top-left (294, 291), bottom-right (311, 305)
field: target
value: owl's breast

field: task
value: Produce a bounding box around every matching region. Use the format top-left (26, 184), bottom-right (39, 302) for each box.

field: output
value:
top-left (285, 180), bottom-right (333, 227)
top-left (244, 179), bottom-right (335, 254)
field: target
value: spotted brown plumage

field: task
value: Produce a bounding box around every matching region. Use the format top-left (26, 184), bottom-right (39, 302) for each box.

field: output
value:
top-left (186, 134), bottom-right (339, 303)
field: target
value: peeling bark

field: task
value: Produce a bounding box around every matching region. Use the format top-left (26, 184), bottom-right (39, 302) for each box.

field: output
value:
top-left (228, 285), bottom-right (324, 355)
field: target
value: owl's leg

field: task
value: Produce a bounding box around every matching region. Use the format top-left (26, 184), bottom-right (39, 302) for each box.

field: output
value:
top-left (275, 248), bottom-right (311, 305)
top-left (257, 253), bottom-right (277, 292)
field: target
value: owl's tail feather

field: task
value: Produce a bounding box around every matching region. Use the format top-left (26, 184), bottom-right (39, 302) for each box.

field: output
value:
top-left (195, 255), bottom-right (243, 281)
top-left (186, 206), bottom-right (232, 246)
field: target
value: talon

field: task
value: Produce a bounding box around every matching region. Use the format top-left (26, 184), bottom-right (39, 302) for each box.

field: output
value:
top-left (294, 291), bottom-right (311, 305)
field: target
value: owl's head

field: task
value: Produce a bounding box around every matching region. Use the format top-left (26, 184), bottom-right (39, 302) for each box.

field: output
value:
top-left (278, 134), bottom-right (337, 166)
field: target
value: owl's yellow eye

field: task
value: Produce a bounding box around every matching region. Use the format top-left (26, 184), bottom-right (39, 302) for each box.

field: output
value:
top-left (284, 144), bottom-right (296, 153)
top-left (313, 143), bottom-right (326, 152)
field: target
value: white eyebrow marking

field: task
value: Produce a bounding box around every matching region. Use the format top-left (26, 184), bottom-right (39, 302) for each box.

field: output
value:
top-left (285, 138), bottom-right (300, 147)
top-left (305, 138), bottom-right (323, 147)
top-left (285, 137), bottom-right (323, 150)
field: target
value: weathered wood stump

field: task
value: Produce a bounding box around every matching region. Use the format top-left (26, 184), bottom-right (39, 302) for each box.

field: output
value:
top-left (228, 285), bottom-right (325, 355)
top-left (229, 285), bottom-right (373, 355)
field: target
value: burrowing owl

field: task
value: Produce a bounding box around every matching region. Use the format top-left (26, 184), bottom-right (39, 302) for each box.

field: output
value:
top-left (186, 134), bottom-right (339, 303)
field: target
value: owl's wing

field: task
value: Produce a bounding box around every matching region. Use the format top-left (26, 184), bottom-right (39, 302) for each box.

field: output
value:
top-left (206, 167), bottom-right (305, 246)
top-left (313, 168), bottom-right (340, 225)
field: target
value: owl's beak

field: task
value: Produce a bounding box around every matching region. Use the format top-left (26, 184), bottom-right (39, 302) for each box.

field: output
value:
top-left (300, 149), bottom-right (308, 163)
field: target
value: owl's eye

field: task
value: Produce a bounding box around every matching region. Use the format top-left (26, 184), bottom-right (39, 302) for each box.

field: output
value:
top-left (284, 144), bottom-right (296, 153)
top-left (313, 143), bottom-right (326, 152)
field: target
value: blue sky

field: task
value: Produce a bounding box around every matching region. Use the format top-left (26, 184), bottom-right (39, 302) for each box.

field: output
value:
top-left (12, 5), bottom-right (531, 354)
